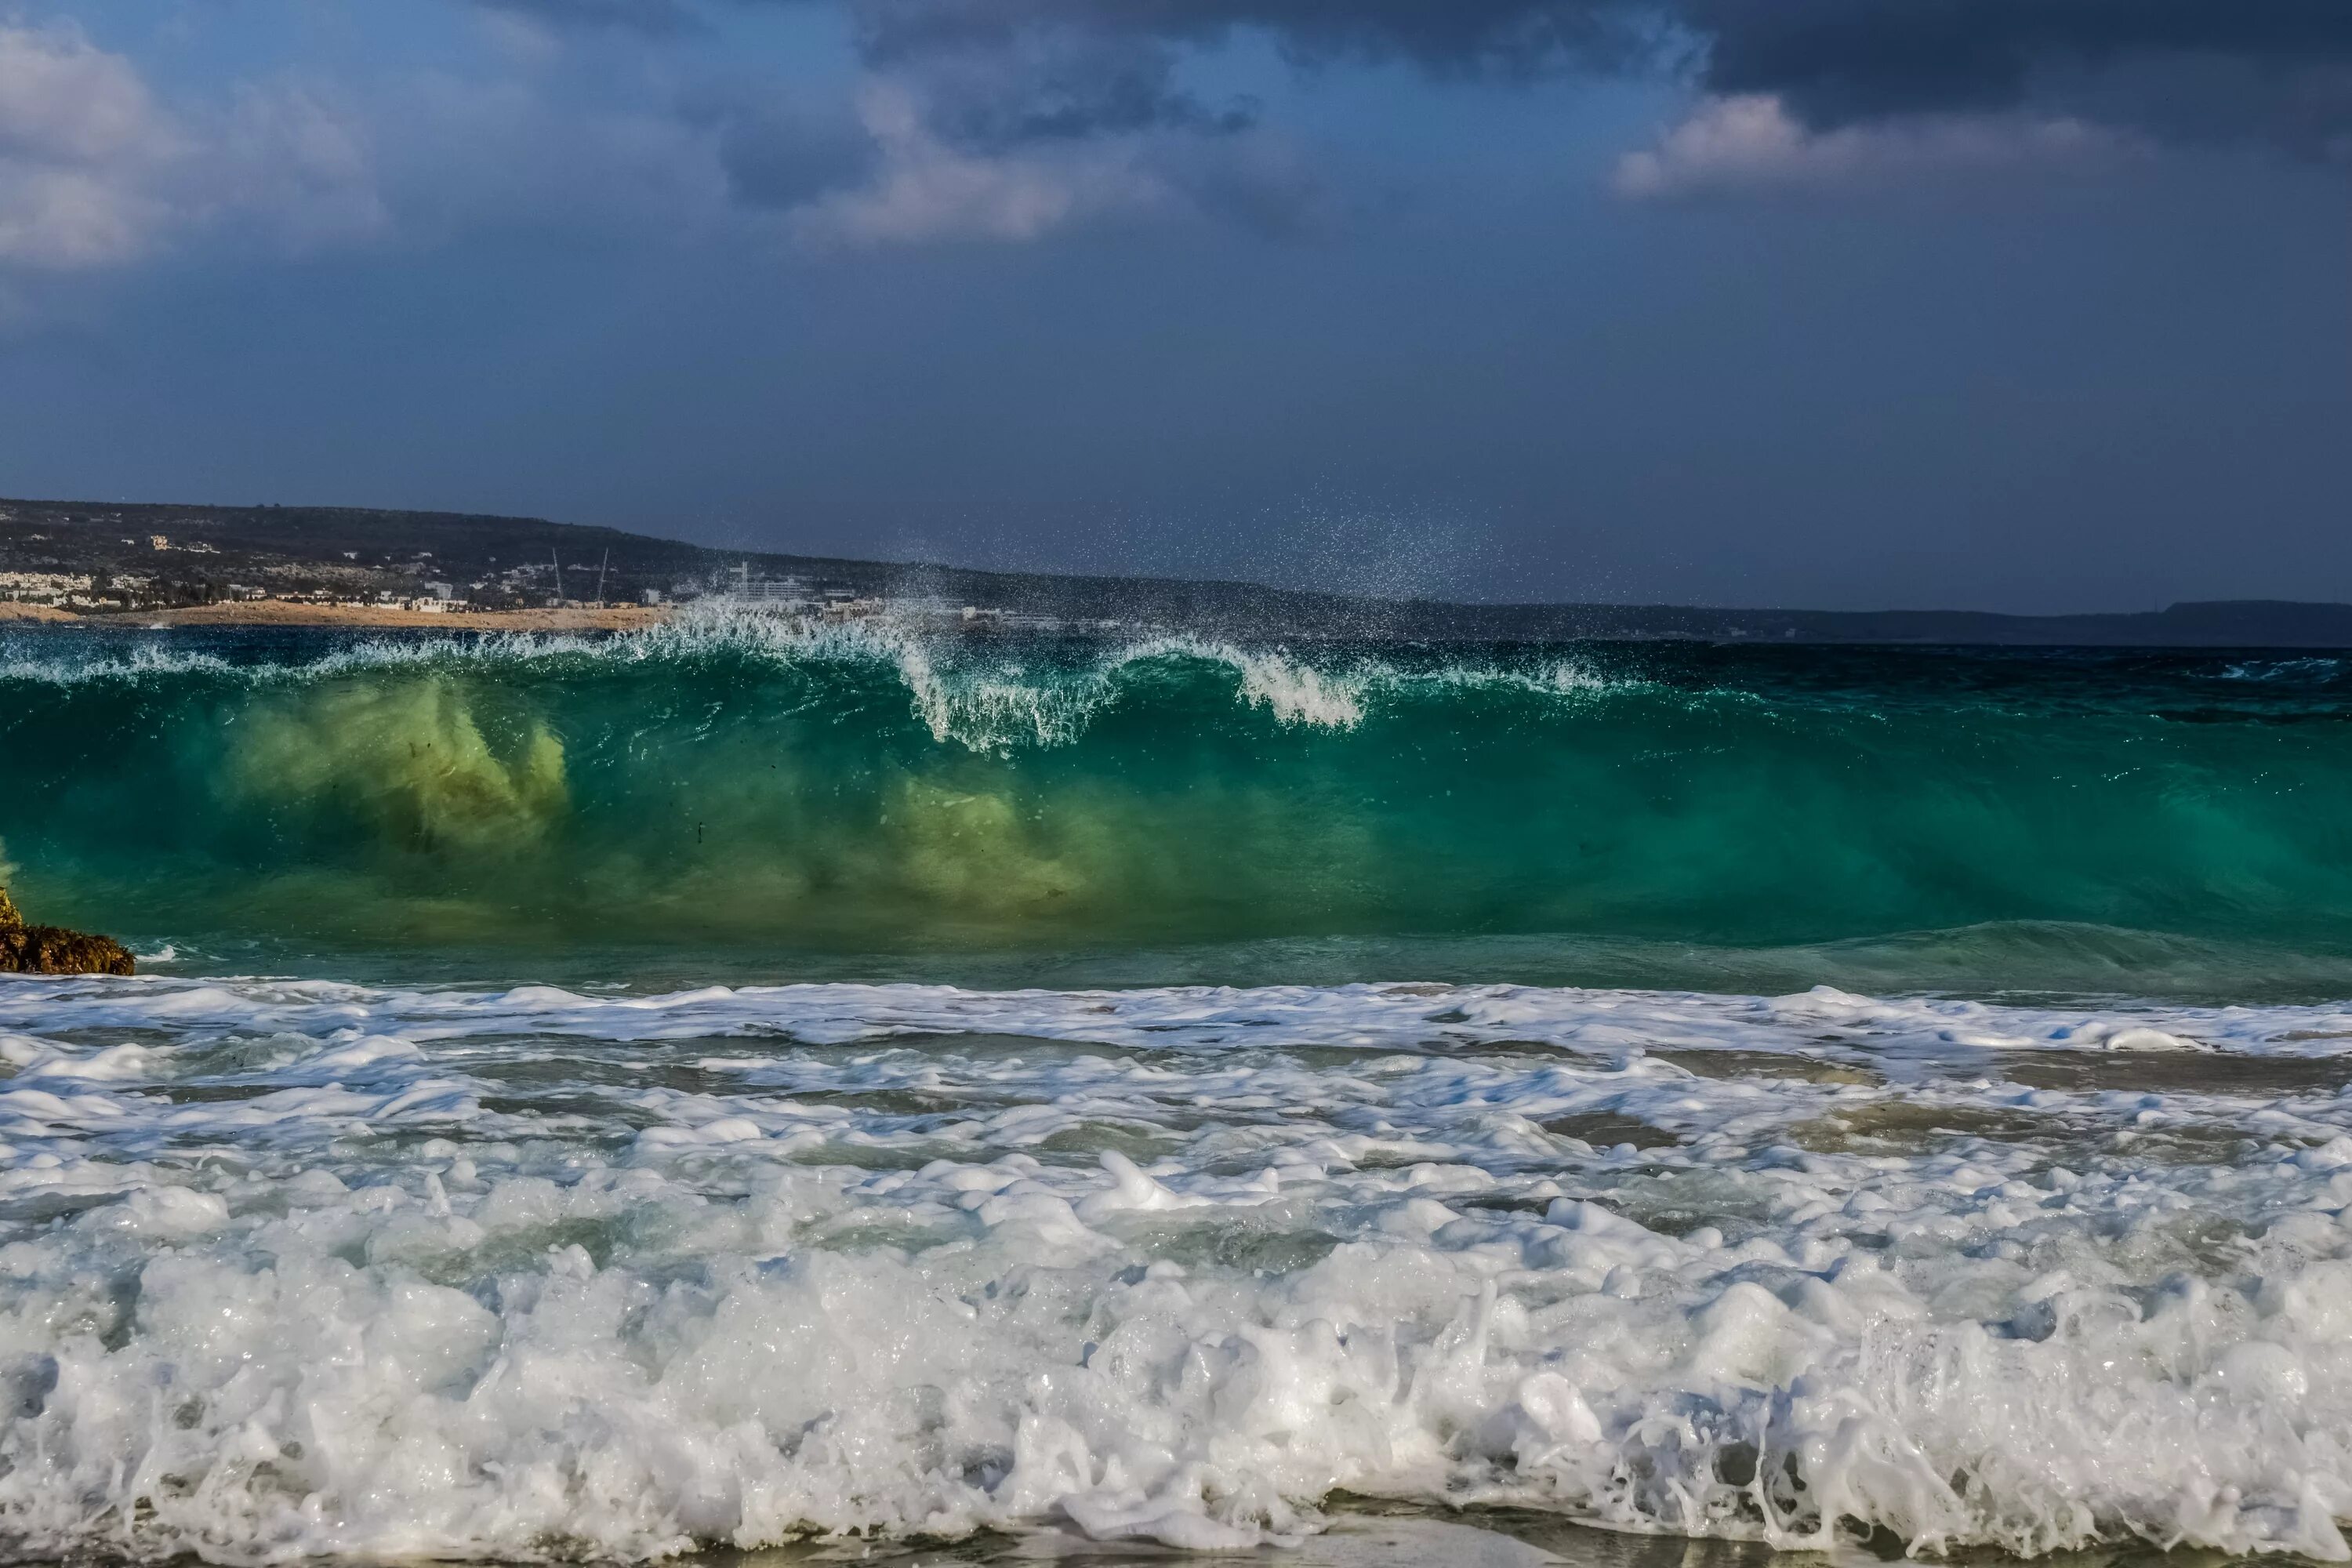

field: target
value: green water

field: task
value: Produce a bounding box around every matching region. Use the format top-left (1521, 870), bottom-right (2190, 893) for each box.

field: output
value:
top-left (6, 619), bottom-right (2352, 996)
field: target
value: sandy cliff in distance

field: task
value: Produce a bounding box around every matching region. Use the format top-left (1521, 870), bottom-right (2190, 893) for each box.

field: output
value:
top-left (3, 601), bottom-right (672, 630)
top-left (146, 601), bottom-right (674, 630)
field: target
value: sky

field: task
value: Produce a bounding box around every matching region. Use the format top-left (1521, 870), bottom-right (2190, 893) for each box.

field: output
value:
top-left (0, 1), bottom-right (2346, 611)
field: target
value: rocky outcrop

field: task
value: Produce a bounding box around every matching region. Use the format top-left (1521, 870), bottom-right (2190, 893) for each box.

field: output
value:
top-left (0, 887), bottom-right (136, 976)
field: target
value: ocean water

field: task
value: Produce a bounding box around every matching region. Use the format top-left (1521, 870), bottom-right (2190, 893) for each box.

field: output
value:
top-left (7, 616), bottom-right (2352, 1563)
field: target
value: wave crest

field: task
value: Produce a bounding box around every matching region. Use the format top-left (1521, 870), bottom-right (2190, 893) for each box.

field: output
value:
top-left (1, 612), bottom-right (1638, 752)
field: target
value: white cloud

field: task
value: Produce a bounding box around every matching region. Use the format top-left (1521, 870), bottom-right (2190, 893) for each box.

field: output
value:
top-left (0, 14), bottom-right (1316, 274)
top-left (0, 19), bottom-right (383, 270)
top-left (0, 17), bottom-right (165, 163)
top-left (0, 163), bottom-right (165, 267)
top-left (0, 19), bottom-right (178, 266)
top-left (786, 81), bottom-right (1171, 246)
top-left (1614, 93), bottom-right (2137, 199)
top-left (209, 82), bottom-right (390, 249)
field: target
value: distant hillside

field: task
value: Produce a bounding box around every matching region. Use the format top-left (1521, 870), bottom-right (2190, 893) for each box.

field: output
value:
top-left (5, 495), bottom-right (2352, 645)
top-left (0, 497), bottom-right (882, 612)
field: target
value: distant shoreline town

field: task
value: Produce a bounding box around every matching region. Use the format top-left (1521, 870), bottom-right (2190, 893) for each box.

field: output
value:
top-left (0, 549), bottom-right (1064, 632)
top-left (10, 495), bottom-right (2352, 647)
top-left (0, 499), bottom-right (1106, 633)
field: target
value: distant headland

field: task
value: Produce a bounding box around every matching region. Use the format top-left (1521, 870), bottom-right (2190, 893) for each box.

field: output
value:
top-left (7, 495), bottom-right (2352, 647)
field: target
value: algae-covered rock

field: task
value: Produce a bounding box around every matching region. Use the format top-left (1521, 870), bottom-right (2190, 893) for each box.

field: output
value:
top-left (0, 887), bottom-right (136, 976)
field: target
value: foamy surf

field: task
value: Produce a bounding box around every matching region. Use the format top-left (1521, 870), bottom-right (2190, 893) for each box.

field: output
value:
top-left (6, 974), bottom-right (2352, 1563)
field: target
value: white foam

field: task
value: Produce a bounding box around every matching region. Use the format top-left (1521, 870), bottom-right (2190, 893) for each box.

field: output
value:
top-left (0, 612), bottom-right (1672, 755)
top-left (16, 974), bottom-right (2342, 1058)
top-left (5, 972), bottom-right (2352, 1561)
top-left (2217, 657), bottom-right (2344, 684)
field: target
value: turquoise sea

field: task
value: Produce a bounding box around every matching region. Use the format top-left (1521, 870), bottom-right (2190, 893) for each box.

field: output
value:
top-left (6, 616), bottom-right (2352, 1563)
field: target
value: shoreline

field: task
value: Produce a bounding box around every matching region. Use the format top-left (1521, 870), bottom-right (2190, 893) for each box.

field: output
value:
top-left (1, 601), bottom-right (675, 631)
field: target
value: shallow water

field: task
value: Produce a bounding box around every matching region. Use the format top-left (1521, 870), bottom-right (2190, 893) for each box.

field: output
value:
top-left (6, 620), bottom-right (2352, 1565)
top-left (8, 973), bottom-right (2352, 1563)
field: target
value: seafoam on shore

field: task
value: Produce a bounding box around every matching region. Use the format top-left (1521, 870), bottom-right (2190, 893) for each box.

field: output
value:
top-left (5, 973), bottom-right (2352, 1562)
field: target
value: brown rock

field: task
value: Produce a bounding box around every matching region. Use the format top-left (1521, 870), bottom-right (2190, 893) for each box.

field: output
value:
top-left (0, 887), bottom-right (136, 976)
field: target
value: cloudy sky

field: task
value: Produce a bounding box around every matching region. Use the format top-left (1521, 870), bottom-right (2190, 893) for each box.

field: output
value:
top-left (0, 0), bottom-right (2346, 609)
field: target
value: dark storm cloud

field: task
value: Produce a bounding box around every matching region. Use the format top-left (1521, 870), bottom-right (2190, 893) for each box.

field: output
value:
top-left (706, 106), bottom-right (877, 208)
top-left (841, 0), bottom-right (1646, 73)
top-left (1680, 0), bottom-right (2352, 141)
top-left (845, 0), bottom-right (2352, 151)
top-left (467, 0), bottom-right (1259, 153)
top-left (909, 32), bottom-right (1258, 149)
top-left (470, 0), bottom-right (2352, 165)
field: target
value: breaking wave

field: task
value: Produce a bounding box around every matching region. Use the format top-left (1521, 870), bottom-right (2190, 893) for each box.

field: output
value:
top-left (7, 619), bottom-right (2352, 989)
